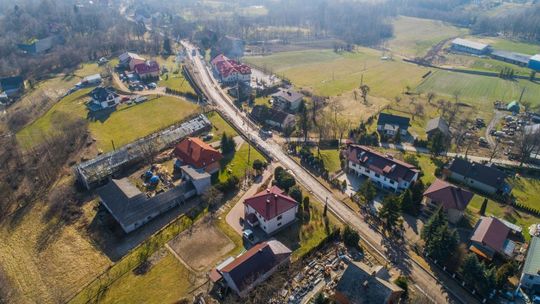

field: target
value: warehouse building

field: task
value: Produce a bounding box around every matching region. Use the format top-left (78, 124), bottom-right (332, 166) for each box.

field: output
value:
top-left (451, 38), bottom-right (491, 55)
top-left (529, 54), bottom-right (540, 71)
top-left (491, 50), bottom-right (531, 67)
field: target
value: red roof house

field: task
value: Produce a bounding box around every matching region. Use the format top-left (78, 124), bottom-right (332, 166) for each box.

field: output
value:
top-left (174, 137), bottom-right (223, 174)
top-left (215, 240), bottom-right (291, 297)
top-left (134, 60), bottom-right (160, 79)
top-left (423, 179), bottom-right (474, 224)
top-left (469, 216), bottom-right (514, 260)
top-left (244, 186), bottom-right (298, 235)
top-left (211, 54), bottom-right (251, 83)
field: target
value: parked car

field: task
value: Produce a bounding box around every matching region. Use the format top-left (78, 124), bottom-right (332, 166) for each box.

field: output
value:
top-left (242, 229), bottom-right (257, 244)
top-left (147, 82), bottom-right (157, 89)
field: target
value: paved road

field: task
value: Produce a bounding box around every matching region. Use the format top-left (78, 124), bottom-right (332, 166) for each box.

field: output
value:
top-left (181, 41), bottom-right (480, 304)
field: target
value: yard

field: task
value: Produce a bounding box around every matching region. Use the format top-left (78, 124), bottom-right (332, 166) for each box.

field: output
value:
top-left (95, 251), bottom-right (196, 304)
top-left (155, 55), bottom-right (195, 95)
top-left (207, 111), bottom-right (239, 142)
top-left (415, 70), bottom-right (540, 107)
top-left (310, 148), bottom-right (342, 174)
top-left (244, 48), bottom-right (429, 99)
top-left (509, 176), bottom-right (540, 210)
top-left (17, 92), bottom-right (199, 152)
top-left (388, 16), bottom-right (468, 58)
top-left (218, 141), bottom-right (266, 183)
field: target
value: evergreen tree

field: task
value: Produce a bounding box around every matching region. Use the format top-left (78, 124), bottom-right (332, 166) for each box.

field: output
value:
top-left (479, 198), bottom-right (488, 216)
top-left (342, 225), bottom-right (360, 248)
top-left (495, 261), bottom-right (517, 289)
top-left (163, 37), bottom-right (172, 55)
top-left (400, 189), bottom-right (414, 214)
top-left (424, 223), bottom-right (458, 262)
top-left (379, 195), bottom-right (401, 231)
top-left (428, 131), bottom-right (446, 155)
top-left (460, 254), bottom-right (485, 288)
top-left (421, 207), bottom-right (445, 240)
top-left (220, 132), bottom-right (235, 154)
top-left (303, 196), bottom-right (310, 213)
top-left (358, 179), bottom-right (377, 204)
top-left (323, 202), bottom-right (328, 217)
top-left (288, 186), bottom-right (303, 203)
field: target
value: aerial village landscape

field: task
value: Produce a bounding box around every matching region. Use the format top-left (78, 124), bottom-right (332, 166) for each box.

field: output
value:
top-left (2, 1), bottom-right (540, 304)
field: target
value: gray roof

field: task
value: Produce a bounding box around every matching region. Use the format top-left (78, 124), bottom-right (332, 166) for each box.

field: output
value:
top-left (180, 165), bottom-right (210, 180)
top-left (335, 262), bottom-right (402, 304)
top-left (377, 113), bottom-right (410, 129)
top-left (451, 38), bottom-right (490, 51)
top-left (530, 54), bottom-right (540, 63)
top-left (97, 178), bottom-right (193, 231)
top-left (523, 237), bottom-right (540, 275)
top-left (491, 50), bottom-right (531, 65)
top-left (426, 117), bottom-right (450, 136)
top-left (271, 89), bottom-right (303, 103)
top-left (448, 158), bottom-right (507, 190)
top-left (251, 105), bottom-right (294, 125)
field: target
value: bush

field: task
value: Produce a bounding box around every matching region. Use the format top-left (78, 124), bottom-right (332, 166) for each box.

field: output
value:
top-left (216, 175), bottom-right (240, 192)
top-left (289, 186), bottom-right (303, 203)
top-left (394, 276), bottom-right (409, 298)
top-left (342, 225), bottom-right (360, 248)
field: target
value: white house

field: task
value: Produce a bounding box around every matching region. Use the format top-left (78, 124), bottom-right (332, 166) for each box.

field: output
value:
top-left (244, 186), bottom-right (298, 235)
top-left (89, 87), bottom-right (120, 110)
top-left (346, 144), bottom-right (419, 192)
top-left (210, 54), bottom-right (251, 84)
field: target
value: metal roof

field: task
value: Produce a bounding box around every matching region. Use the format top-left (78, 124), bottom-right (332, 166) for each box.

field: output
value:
top-left (523, 237), bottom-right (540, 275)
top-left (491, 50), bottom-right (531, 64)
top-left (530, 54), bottom-right (540, 62)
top-left (451, 38), bottom-right (490, 51)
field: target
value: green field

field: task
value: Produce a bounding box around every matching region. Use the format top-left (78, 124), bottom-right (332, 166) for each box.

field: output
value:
top-left (245, 48), bottom-right (428, 98)
top-left (218, 142), bottom-right (265, 182)
top-left (17, 92), bottom-right (199, 151)
top-left (97, 252), bottom-right (194, 304)
top-left (510, 177), bottom-right (540, 210)
top-left (389, 16), bottom-right (467, 58)
top-left (479, 37), bottom-right (540, 55)
top-left (310, 148), bottom-right (342, 173)
top-left (207, 111), bottom-right (238, 142)
top-left (416, 70), bottom-right (540, 106)
top-left (444, 53), bottom-right (534, 76)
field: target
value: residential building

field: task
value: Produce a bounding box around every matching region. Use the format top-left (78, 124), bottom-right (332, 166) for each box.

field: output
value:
top-left (422, 179), bottom-right (474, 224)
top-left (96, 178), bottom-right (197, 233)
top-left (346, 144), bottom-right (419, 192)
top-left (446, 158), bottom-right (511, 195)
top-left (0, 76), bottom-right (24, 97)
top-left (450, 38), bottom-right (491, 55)
top-left (250, 105), bottom-right (296, 131)
top-left (332, 261), bottom-right (403, 304)
top-left (377, 113), bottom-right (410, 137)
top-left (520, 237), bottom-right (540, 294)
top-left (118, 52), bottom-right (146, 70)
top-left (243, 186), bottom-right (299, 235)
top-left (179, 165), bottom-right (211, 195)
top-left (469, 216), bottom-right (515, 260)
top-left (173, 137), bottom-right (223, 174)
top-left (88, 87), bottom-right (120, 110)
top-left (210, 54), bottom-right (251, 84)
top-left (426, 117), bottom-right (450, 140)
top-left (529, 54), bottom-right (540, 72)
top-left (271, 88), bottom-right (304, 112)
top-left (212, 240), bottom-right (292, 297)
top-left (490, 50), bottom-right (531, 67)
top-left (134, 61), bottom-right (160, 79)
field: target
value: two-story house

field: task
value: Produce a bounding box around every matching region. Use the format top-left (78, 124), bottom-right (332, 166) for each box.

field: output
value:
top-left (346, 144), bottom-right (419, 192)
top-left (174, 137), bottom-right (223, 174)
top-left (244, 186), bottom-right (298, 235)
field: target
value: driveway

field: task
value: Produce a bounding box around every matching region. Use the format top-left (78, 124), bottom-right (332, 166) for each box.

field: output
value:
top-left (337, 171), bottom-right (366, 197)
top-left (225, 167), bottom-right (273, 235)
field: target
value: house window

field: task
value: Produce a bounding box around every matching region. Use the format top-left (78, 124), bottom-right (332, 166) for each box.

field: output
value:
top-left (277, 222), bottom-right (282, 227)
top-left (277, 215), bottom-right (282, 220)
top-left (375, 173), bottom-right (380, 178)
top-left (389, 180), bottom-right (395, 185)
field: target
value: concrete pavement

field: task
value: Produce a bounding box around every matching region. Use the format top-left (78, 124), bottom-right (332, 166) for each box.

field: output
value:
top-left (182, 40), bottom-right (478, 304)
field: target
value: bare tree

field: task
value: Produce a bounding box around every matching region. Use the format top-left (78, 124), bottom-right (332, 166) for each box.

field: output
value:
top-left (412, 103), bottom-right (425, 120)
top-left (394, 96), bottom-right (402, 104)
top-left (427, 92), bottom-right (436, 104)
top-left (359, 84), bottom-right (370, 104)
top-left (516, 128), bottom-right (540, 166)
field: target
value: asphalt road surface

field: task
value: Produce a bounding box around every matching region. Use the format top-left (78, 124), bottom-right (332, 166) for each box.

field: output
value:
top-left (181, 41), bottom-right (480, 304)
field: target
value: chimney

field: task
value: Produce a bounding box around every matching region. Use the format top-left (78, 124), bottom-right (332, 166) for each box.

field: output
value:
top-left (266, 188), bottom-right (270, 193)
top-left (362, 280), bottom-right (369, 289)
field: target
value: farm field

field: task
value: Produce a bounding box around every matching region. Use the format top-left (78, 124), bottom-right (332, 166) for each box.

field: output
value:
top-left (0, 187), bottom-right (110, 304)
top-left (245, 48), bottom-right (429, 98)
top-left (442, 54), bottom-right (533, 76)
top-left (415, 70), bottom-right (540, 106)
top-left (17, 92), bottom-right (199, 152)
top-left (388, 16), bottom-right (467, 58)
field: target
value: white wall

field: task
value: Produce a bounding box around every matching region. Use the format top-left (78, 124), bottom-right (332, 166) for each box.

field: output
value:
top-left (520, 273), bottom-right (540, 291)
top-left (245, 204), bottom-right (297, 234)
top-left (348, 161), bottom-right (417, 192)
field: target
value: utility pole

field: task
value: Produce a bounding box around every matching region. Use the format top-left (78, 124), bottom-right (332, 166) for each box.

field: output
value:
top-left (518, 87), bottom-right (526, 103)
top-left (111, 140), bottom-right (116, 151)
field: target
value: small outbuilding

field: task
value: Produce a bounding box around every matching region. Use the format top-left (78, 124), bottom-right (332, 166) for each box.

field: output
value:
top-left (426, 117), bottom-right (450, 140)
top-left (507, 101), bottom-right (520, 114)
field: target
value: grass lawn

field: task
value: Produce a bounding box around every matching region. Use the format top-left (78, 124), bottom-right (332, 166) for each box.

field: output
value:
top-left (509, 176), bottom-right (540, 210)
top-left (218, 142), bottom-right (266, 183)
top-left (388, 16), bottom-right (468, 58)
top-left (244, 48), bottom-right (429, 99)
top-left (444, 53), bottom-right (534, 76)
top-left (17, 93), bottom-right (199, 152)
top-left (311, 148), bottom-right (342, 173)
top-left (467, 195), bottom-right (540, 241)
top-left (158, 71), bottom-right (195, 94)
top-left (97, 252), bottom-right (194, 304)
top-left (472, 36), bottom-right (540, 55)
top-left (416, 70), bottom-right (540, 107)
top-left (207, 111), bottom-right (238, 142)
top-left (275, 194), bottom-right (343, 260)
